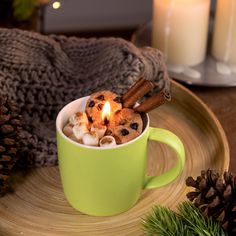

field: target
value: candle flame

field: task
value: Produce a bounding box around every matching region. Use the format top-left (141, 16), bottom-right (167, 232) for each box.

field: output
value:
top-left (52, 1), bottom-right (61, 9)
top-left (102, 101), bottom-right (111, 122)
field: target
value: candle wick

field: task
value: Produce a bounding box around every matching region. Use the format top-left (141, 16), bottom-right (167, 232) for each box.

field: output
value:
top-left (104, 117), bottom-right (109, 126)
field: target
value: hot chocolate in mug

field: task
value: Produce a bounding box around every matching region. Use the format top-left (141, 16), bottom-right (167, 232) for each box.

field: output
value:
top-left (56, 96), bottom-right (185, 216)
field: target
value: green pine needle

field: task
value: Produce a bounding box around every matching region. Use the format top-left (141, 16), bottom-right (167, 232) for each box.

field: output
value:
top-left (142, 201), bottom-right (226, 236)
top-left (142, 205), bottom-right (190, 236)
top-left (178, 201), bottom-right (226, 236)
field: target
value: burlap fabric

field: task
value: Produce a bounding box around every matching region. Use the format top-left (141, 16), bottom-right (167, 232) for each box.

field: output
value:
top-left (0, 28), bottom-right (170, 167)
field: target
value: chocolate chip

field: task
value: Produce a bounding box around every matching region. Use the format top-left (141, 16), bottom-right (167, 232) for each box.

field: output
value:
top-left (97, 103), bottom-right (103, 111)
top-left (130, 122), bottom-right (138, 130)
top-left (121, 129), bottom-right (129, 136)
top-left (88, 100), bottom-right (95, 107)
top-left (113, 97), bottom-right (122, 103)
top-left (88, 116), bottom-right (93, 123)
top-left (96, 95), bottom-right (104, 101)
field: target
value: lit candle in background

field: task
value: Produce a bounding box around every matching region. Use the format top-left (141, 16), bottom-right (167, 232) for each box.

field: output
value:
top-left (212, 0), bottom-right (236, 74)
top-left (152, 0), bottom-right (210, 67)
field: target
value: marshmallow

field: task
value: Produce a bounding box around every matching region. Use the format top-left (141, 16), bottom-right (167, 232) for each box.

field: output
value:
top-left (69, 112), bottom-right (88, 125)
top-left (82, 131), bottom-right (99, 146)
top-left (99, 136), bottom-right (116, 147)
top-left (63, 123), bottom-right (73, 137)
top-left (68, 134), bottom-right (82, 143)
top-left (90, 123), bottom-right (107, 139)
top-left (72, 123), bottom-right (88, 140)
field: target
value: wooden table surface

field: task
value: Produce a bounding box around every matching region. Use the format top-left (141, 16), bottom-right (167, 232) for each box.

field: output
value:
top-left (189, 85), bottom-right (236, 173)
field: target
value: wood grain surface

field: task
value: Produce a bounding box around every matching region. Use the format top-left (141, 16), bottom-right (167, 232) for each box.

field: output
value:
top-left (190, 86), bottom-right (236, 174)
top-left (0, 81), bottom-right (229, 236)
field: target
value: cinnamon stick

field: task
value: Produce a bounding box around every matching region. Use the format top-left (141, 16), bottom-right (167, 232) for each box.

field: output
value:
top-left (123, 79), bottom-right (154, 108)
top-left (122, 78), bottom-right (146, 101)
top-left (134, 91), bottom-right (166, 113)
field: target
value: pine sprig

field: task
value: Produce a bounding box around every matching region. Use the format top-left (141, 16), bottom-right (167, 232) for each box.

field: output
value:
top-left (142, 201), bottom-right (226, 236)
top-left (142, 205), bottom-right (189, 236)
top-left (178, 201), bottom-right (226, 236)
top-left (13, 0), bottom-right (37, 21)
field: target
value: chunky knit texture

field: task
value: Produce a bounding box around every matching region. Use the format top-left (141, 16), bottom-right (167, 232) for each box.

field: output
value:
top-left (0, 28), bottom-right (170, 167)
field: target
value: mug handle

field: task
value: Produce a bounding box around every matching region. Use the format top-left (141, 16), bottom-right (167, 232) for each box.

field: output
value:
top-left (144, 127), bottom-right (185, 189)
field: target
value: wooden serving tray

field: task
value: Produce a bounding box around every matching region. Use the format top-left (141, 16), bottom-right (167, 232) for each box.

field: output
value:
top-left (0, 81), bottom-right (229, 236)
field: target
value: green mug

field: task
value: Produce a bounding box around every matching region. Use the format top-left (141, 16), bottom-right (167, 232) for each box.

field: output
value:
top-left (56, 96), bottom-right (185, 216)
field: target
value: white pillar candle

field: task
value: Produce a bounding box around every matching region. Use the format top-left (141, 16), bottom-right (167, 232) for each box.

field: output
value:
top-left (152, 0), bottom-right (210, 66)
top-left (212, 0), bottom-right (236, 65)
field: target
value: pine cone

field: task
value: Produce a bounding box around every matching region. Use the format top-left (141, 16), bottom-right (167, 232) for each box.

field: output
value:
top-left (0, 97), bottom-right (22, 196)
top-left (186, 170), bottom-right (236, 235)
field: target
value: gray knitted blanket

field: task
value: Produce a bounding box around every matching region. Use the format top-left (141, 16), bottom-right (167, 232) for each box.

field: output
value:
top-left (0, 28), bottom-right (170, 167)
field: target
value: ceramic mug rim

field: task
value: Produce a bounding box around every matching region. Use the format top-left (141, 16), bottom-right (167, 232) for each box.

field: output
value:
top-left (56, 96), bottom-right (150, 150)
